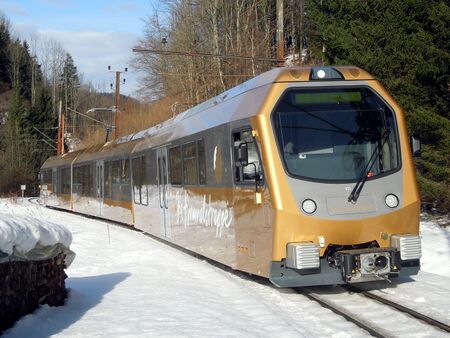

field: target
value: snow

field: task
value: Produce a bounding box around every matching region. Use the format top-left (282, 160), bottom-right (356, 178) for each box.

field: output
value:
top-left (306, 287), bottom-right (448, 337)
top-left (0, 200), bottom-right (72, 257)
top-left (419, 216), bottom-right (450, 277)
top-left (1, 199), bottom-right (450, 337)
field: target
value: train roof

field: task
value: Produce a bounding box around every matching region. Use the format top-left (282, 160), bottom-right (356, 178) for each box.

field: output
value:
top-left (42, 66), bottom-right (374, 168)
top-left (41, 140), bottom-right (141, 169)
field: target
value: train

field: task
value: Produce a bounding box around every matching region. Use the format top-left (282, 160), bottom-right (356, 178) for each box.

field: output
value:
top-left (40, 66), bottom-right (422, 287)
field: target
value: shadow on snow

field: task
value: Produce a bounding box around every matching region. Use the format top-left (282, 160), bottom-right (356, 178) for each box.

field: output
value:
top-left (4, 272), bottom-right (130, 338)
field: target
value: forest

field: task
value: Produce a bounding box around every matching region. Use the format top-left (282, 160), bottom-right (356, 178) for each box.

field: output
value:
top-left (0, 0), bottom-right (449, 213)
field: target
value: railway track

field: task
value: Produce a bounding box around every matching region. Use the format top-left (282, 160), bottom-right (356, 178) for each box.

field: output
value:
top-left (346, 285), bottom-right (450, 334)
top-left (302, 285), bottom-right (450, 337)
top-left (27, 197), bottom-right (41, 205)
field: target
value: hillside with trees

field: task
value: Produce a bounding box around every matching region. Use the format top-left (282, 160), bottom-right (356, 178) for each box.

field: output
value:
top-left (0, 14), bottom-right (134, 194)
top-left (0, 15), bottom-right (55, 194)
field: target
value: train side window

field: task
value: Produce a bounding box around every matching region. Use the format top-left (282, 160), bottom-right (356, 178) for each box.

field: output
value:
top-left (121, 159), bottom-right (130, 184)
top-left (132, 156), bottom-right (148, 205)
top-left (73, 166), bottom-right (81, 195)
top-left (111, 160), bottom-right (121, 184)
top-left (103, 159), bottom-right (131, 201)
top-left (183, 142), bottom-right (197, 185)
top-left (198, 139), bottom-right (206, 185)
top-left (84, 165), bottom-right (93, 196)
top-left (169, 146), bottom-right (182, 185)
top-left (140, 158), bottom-right (148, 205)
top-left (41, 169), bottom-right (52, 184)
top-left (104, 161), bottom-right (112, 199)
top-left (61, 167), bottom-right (71, 194)
top-left (233, 129), bottom-right (263, 183)
top-left (73, 165), bottom-right (92, 197)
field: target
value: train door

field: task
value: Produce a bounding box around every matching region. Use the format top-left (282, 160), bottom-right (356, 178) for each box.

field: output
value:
top-left (96, 161), bottom-right (104, 216)
top-left (156, 147), bottom-right (171, 238)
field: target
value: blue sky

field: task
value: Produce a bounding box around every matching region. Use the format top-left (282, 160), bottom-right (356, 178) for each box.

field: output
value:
top-left (0, 0), bottom-right (163, 96)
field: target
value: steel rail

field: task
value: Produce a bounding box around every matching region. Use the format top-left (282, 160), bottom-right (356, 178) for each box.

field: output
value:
top-left (301, 289), bottom-right (386, 338)
top-left (345, 285), bottom-right (450, 333)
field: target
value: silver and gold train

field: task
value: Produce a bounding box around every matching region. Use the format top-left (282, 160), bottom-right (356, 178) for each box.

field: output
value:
top-left (40, 66), bottom-right (422, 286)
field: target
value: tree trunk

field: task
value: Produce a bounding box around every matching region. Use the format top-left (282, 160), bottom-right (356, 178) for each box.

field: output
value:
top-left (212, 0), bottom-right (226, 92)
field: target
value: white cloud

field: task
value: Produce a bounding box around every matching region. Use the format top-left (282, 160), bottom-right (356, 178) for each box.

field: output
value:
top-left (0, 1), bottom-right (27, 16)
top-left (13, 24), bottom-right (141, 96)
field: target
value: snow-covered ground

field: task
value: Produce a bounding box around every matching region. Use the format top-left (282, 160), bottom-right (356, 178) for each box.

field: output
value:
top-left (1, 199), bottom-right (449, 337)
top-left (420, 215), bottom-right (450, 277)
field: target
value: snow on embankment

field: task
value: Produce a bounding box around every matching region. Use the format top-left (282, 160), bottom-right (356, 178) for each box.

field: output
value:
top-left (420, 216), bottom-right (450, 277)
top-left (0, 200), bottom-right (73, 263)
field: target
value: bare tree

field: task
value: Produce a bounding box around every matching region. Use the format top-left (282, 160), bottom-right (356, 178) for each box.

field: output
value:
top-left (133, 0), bottom-right (276, 109)
top-left (36, 37), bottom-right (66, 117)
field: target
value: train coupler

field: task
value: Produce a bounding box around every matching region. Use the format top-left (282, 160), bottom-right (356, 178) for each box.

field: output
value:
top-left (335, 248), bottom-right (401, 283)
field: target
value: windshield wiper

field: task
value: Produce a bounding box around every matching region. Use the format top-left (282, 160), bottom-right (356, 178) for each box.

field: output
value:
top-left (348, 129), bottom-right (389, 203)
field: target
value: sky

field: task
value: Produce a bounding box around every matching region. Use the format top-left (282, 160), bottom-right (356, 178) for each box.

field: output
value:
top-left (0, 0), bottom-right (163, 96)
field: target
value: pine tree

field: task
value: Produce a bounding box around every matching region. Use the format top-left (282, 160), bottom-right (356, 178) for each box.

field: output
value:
top-left (306, 0), bottom-right (450, 212)
top-left (29, 85), bottom-right (57, 169)
top-left (8, 84), bottom-right (28, 129)
top-left (60, 53), bottom-right (79, 111)
top-left (0, 85), bottom-right (35, 192)
top-left (0, 14), bottom-right (11, 87)
top-left (9, 38), bottom-right (33, 101)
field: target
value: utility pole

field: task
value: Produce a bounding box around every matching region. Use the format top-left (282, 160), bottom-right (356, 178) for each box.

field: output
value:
top-left (57, 100), bottom-right (63, 155)
top-left (108, 66), bottom-right (127, 139)
top-left (61, 104), bottom-right (65, 155)
top-left (276, 0), bottom-right (285, 66)
top-left (57, 100), bottom-right (61, 155)
top-left (64, 71), bottom-right (68, 136)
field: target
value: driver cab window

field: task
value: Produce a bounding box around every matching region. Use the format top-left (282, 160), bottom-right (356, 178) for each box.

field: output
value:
top-left (233, 129), bottom-right (263, 183)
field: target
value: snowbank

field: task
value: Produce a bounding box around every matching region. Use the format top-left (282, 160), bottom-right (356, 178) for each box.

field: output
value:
top-left (0, 200), bottom-right (73, 263)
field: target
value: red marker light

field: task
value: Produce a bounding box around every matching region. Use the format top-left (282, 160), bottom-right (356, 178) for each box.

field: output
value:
top-left (367, 172), bottom-right (374, 177)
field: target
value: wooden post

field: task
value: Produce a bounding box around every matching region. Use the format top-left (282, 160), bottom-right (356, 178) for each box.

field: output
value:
top-left (61, 108), bottom-right (65, 155)
top-left (57, 100), bottom-right (62, 155)
top-left (114, 71), bottom-right (120, 139)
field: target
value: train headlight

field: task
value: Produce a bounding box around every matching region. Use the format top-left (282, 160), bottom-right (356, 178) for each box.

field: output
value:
top-left (317, 69), bottom-right (326, 79)
top-left (302, 199), bottom-right (317, 214)
top-left (391, 234), bottom-right (422, 260)
top-left (385, 194), bottom-right (399, 208)
top-left (286, 242), bottom-right (320, 270)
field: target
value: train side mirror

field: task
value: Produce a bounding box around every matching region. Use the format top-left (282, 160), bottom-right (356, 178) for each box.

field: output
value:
top-left (410, 136), bottom-right (421, 157)
top-left (235, 142), bottom-right (248, 167)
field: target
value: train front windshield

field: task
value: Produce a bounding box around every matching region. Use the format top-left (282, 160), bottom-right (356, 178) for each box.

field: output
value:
top-left (273, 87), bottom-right (400, 182)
